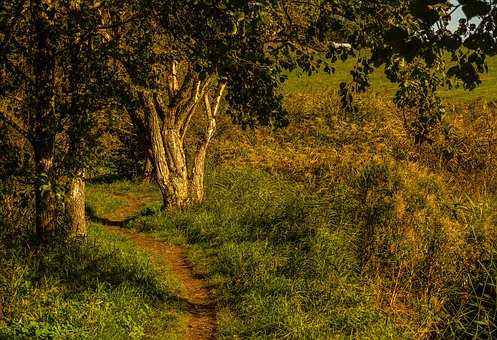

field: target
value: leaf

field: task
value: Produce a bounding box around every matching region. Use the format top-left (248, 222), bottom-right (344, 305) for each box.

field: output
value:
top-left (460, 0), bottom-right (491, 19)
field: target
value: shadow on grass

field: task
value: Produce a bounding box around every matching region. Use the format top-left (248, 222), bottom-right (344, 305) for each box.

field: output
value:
top-left (85, 198), bottom-right (217, 320)
top-left (84, 205), bottom-right (217, 318)
top-left (86, 205), bottom-right (132, 228)
top-left (25, 237), bottom-right (183, 309)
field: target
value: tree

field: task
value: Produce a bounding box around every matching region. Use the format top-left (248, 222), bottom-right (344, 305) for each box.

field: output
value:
top-left (310, 0), bottom-right (497, 142)
top-left (105, 1), bottom-right (290, 208)
top-left (0, 1), bottom-right (123, 238)
top-left (104, 0), bottom-right (363, 209)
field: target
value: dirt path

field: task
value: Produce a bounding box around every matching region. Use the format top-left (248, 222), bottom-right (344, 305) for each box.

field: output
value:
top-left (102, 194), bottom-right (216, 340)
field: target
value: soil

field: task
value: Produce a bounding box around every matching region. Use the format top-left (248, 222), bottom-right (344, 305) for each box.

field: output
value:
top-left (101, 193), bottom-right (216, 340)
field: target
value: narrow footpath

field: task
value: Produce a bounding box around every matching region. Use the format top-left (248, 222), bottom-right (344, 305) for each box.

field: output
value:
top-left (100, 193), bottom-right (216, 340)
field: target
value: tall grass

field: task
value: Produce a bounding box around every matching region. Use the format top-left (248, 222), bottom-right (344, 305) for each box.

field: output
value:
top-left (124, 83), bottom-right (497, 338)
top-left (123, 168), bottom-right (406, 338)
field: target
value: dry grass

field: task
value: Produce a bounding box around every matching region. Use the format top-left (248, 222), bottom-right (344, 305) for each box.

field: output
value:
top-left (208, 89), bottom-right (497, 337)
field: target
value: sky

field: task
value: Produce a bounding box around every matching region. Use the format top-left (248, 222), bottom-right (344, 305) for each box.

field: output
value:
top-left (448, 1), bottom-right (465, 31)
top-left (447, 0), bottom-right (482, 31)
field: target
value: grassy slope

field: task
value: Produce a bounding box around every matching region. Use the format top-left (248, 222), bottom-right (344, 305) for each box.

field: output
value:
top-left (283, 55), bottom-right (497, 103)
top-left (106, 172), bottom-right (405, 339)
top-left (119, 66), bottom-right (497, 338)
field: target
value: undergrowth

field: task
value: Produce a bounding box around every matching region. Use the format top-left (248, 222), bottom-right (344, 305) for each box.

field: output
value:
top-left (124, 169), bottom-right (405, 338)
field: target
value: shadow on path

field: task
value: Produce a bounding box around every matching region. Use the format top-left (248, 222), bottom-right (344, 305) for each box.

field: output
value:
top-left (89, 194), bottom-right (217, 340)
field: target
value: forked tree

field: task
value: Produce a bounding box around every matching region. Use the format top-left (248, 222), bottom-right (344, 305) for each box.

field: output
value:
top-left (109, 0), bottom-right (361, 209)
top-left (133, 63), bottom-right (227, 207)
top-left (108, 1), bottom-right (290, 209)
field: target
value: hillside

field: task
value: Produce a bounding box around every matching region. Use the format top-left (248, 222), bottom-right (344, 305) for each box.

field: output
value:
top-left (284, 55), bottom-right (497, 103)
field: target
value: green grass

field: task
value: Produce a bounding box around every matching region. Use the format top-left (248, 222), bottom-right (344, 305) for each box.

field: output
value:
top-left (0, 183), bottom-right (186, 340)
top-left (283, 55), bottom-right (497, 103)
top-left (86, 180), bottom-right (161, 218)
top-left (121, 169), bottom-right (408, 339)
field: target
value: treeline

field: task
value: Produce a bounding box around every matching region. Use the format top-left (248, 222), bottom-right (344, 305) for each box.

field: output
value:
top-left (1, 0), bottom-right (496, 242)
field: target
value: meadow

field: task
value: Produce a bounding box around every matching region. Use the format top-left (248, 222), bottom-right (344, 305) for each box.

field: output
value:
top-left (283, 55), bottom-right (497, 102)
top-left (2, 57), bottom-right (497, 339)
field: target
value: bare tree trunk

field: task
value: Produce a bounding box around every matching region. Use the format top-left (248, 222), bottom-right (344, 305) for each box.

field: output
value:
top-left (140, 92), bottom-right (173, 208)
top-left (191, 81), bottom-right (226, 203)
top-left (129, 62), bottom-right (225, 209)
top-left (67, 170), bottom-right (86, 237)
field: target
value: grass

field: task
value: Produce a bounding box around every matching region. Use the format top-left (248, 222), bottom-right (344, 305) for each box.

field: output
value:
top-left (86, 180), bottom-right (161, 218)
top-left (117, 170), bottom-right (407, 338)
top-left (0, 184), bottom-right (186, 340)
top-left (283, 55), bottom-right (497, 103)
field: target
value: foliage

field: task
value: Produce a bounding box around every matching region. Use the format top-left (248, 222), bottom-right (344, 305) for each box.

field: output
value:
top-left (118, 83), bottom-right (497, 337)
top-left (309, 0), bottom-right (497, 141)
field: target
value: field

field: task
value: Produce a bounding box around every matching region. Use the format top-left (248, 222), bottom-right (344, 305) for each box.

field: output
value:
top-left (2, 57), bottom-right (497, 339)
top-left (283, 55), bottom-right (497, 102)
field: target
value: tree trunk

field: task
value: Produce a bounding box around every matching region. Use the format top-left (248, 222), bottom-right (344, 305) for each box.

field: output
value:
top-left (34, 186), bottom-right (57, 237)
top-left (191, 111), bottom-right (216, 203)
top-left (34, 143), bottom-right (57, 238)
top-left (191, 81), bottom-right (226, 203)
top-left (141, 92), bottom-right (174, 208)
top-left (67, 170), bottom-right (86, 237)
top-left (31, 1), bottom-right (58, 240)
top-left (162, 128), bottom-right (189, 208)
top-left (132, 66), bottom-right (226, 210)
top-left (143, 153), bottom-right (153, 183)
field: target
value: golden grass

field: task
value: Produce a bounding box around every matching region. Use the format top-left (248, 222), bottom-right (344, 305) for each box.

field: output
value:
top-left (210, 90), bottom-right (497, 337)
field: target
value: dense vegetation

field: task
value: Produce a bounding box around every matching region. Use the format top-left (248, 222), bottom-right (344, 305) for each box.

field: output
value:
top-left (2, 0), bottom-right (497, 339)
top-left (87, 86), bottom-right (497, 338)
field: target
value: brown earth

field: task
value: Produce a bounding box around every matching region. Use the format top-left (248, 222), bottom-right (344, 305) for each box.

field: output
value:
top-left (101, 193), bottom-right (216, 340)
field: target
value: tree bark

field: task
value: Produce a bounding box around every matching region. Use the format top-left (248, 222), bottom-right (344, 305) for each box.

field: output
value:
top-left (191, 81), bottom-right (226, 203)
top-left (143, 154), bottom-right (154, 183)
top-left (163, 128), bottom-right (190, 207)
top-left (140, 91), bottom-right (173, 208)
top-left (33, 143), bottom-right (57, 238)
top-left (31, 1), bottom-right (58, 239)
top-left (67, 170), bottom-right (86, 237)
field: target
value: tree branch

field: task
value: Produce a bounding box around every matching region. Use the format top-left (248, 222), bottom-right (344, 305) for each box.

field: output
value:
top-left (170, 60), bottom-right (179, 94)
top-left (179, 76), bottom-right (213, 141)
top-left (0, 110), bottom-right (29, 137)
top-left (190, 80), bottom-right (227, 203)
top-left (211, 80), bottom-right (227, 118)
